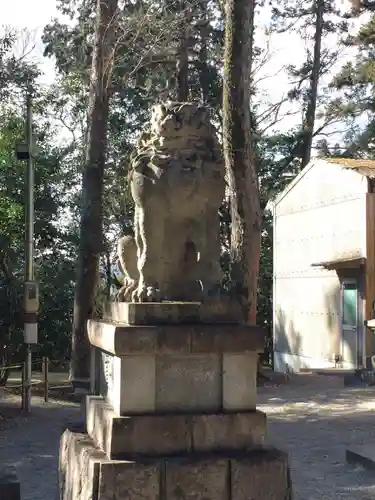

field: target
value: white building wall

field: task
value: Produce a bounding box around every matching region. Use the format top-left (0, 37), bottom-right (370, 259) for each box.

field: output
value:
top-left (273, 160), bottom-right (368, 372)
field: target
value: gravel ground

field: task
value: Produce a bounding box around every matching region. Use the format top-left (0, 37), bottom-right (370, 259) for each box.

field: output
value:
top-left (0, 391), bottom-right (79, 500)
top-left (258, 380), bottom-right (375, 500)
top-left (1, 379), bottom-right (375, 499)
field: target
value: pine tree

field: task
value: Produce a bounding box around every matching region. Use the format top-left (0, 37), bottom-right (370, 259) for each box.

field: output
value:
top-left (328, 13), bottom-right (375, 157)
top-left (70, 0), bottom-right (119, 389)
top-left (222, 0), bottom-right (261, 322)
top-left (271, 0), bottom-right (349, 168)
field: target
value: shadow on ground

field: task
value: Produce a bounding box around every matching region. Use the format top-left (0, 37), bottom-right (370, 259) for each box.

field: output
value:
top-left (2, 382), bottom-right (375, 500)
top-left (258, 384), bottom-right (375, 499)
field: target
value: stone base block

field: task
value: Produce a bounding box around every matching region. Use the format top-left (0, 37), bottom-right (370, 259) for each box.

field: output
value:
top-left (0, 466), bottom-right (21, 500)
top-left (104, 298), bottom-right (243, 325)
top-left (59, 429), bottom-right (160, 500)
top-left (86, 396), bottom-right (266, 459)
top-left (88, 320), bottom-right (264, 357)
top-left (346, 444), bottom-right (375, 470)
top-left (95, 350), bottom-right (257, 414)
top-left (60, 429), bottom-right (292, 500)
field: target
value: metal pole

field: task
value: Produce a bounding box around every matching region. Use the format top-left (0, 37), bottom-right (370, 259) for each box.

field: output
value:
top-left (43, 356), bottom-right (49, 403)
top-left (21, 362), bottom-right (25, 410)
top-left (25, 93), bottom-right (34, 285)
top-left (23, 93), bottom-right (34, 415)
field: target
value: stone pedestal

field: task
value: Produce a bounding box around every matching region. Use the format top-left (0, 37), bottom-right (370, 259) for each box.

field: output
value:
top-left (0, 466), bottom-right (21, 500)
top-left (59, 301), bottom-right (292, 500)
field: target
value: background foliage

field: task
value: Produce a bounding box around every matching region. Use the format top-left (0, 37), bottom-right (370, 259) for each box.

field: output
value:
top-left (0, 0), bottom-right (373, 370)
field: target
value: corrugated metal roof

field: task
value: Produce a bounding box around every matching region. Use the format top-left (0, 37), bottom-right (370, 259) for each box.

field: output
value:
top-left (325, 158), bottom-right (375, 178)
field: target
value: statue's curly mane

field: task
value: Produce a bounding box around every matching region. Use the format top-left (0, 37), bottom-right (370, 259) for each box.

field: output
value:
top-left (119, 101), bottom-right (225, 302)
top-left (130, 102), bottom-right (222, 176)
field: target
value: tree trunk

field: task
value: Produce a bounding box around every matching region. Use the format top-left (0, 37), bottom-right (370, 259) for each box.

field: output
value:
top-left (350, 0), bottom-right (375, 10)
top-left (198, 3), bottom-right (209, 104)
top-left (176, 31), bottom-right (189, 101)
top-left (70, 0), bottom-right (118, 389)
top-left (301, 0), bottom-right (324, 168)
top-left (105, 250), bottom-right (112, 300)
top-left (222, 0), bottom-right (261, 323)
top-left (175, 0), bottom-right (189, 101)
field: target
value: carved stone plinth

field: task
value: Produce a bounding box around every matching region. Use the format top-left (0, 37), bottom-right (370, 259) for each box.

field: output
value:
top-left (88, 314), bottom-right (262, 357)
top-left (86, 395), bottom-right (267, 459)
top-left (59, 300), bottom-right (292, 499)
top-left (60, 429), bottom-right (291, 500)
top-left (94, 349), bottom-right (258, 415)
top-left (104, 298), bottom-right (243, 325)
top-left (88, 318), bottom-right (261, 415)
top-left (0, 466), bottom-right (20, 500)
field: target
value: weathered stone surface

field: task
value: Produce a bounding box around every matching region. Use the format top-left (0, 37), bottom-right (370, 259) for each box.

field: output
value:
top-left (231, 448), bottom-right (291, 500)
top-left (113, 462), bottom-right (160, 500)
top-left (96, 348), bottom-right (260, 414)
top-left (0, 466), bottom-right (21, 500)
top-left (115, 101), bottom-right (225, 303)
top-left (105, 298), bottom-right (243, 325)
top-left (99, 351), bottom-right (155, 415)
top-left (106, 301), bottom-right (201, 325)
top-left (87, 396), bottom-right (191, 458)
top-left (59, 429), bottom-right (160, 500)
top-left (88, 319), bottom-right (264, 356)
top-left (155, 354), bottom-right (221, 412)
top-left (346, 444), bottom-right (375, 470)
top-left (59, 428), bottom-right (105, 500)
top-left (191, 411), bottom-right (266, 453)
top-left (86, 396), bottom-right (266, 459)
top-left (199, 296), bottom-right (244, 323)
top-left (60, 429), bottom-right (291, 500)
top-left (223, 353), bottom-right (257, 411)
top-left (165, 459), bottom-right (228, 500)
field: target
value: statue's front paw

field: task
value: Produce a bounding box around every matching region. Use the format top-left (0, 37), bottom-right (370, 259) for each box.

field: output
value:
top-left (116, 286), bottom-right (126, 302)
top-left (117, 279), bottom-right (138, 302)
top-left (132, 285), bottom-right (161, 302)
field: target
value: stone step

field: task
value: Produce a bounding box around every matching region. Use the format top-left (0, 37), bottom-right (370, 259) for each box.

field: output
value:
top-left (60, 428), bottom-right (291, 500)
top-left (86, 395), bottom-right (266, 459)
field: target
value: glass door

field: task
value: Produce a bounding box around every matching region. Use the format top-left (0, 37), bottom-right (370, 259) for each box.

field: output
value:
top-left (341, 280), bottom-right (359, 367)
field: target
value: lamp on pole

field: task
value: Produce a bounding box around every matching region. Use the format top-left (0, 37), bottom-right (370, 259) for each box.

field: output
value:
top-left (15, 92), bottom-right (39, 414)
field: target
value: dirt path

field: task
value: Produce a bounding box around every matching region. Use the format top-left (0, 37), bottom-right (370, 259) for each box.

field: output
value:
top-left (0, 392), bottom-right (79, 500)
top-left (258, 382), bottom-right (375, 499)
top-left (2, 380), bottom-right (375, 499)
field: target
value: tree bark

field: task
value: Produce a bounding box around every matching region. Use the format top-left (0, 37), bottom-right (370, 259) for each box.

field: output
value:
top-left (350, 0), bottom-right (375, 10)
top-left (301, 0), bottom-right (323, 168)
top-left (222, 0), bottom-right (261, 323)
top-left (198, 18), bottom-right (209, 104)
top-left (175, 0), bottom-right (189, 101)
top-left (70, 0), bottom-right (118, 389)
top-left (176, 31), bottom-right (189, 101)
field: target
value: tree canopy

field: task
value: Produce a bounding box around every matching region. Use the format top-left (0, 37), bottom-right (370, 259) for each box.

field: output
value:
top-left (0, 0), bottom-right (373, 369)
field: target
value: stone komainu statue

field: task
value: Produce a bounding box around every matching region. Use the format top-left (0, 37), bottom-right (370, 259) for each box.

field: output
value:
top-left (117, 101), bottom-right (225, 302)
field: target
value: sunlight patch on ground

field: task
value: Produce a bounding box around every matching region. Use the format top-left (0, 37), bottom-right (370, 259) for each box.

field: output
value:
top-left (258, 390), bottom-right (375, 422)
